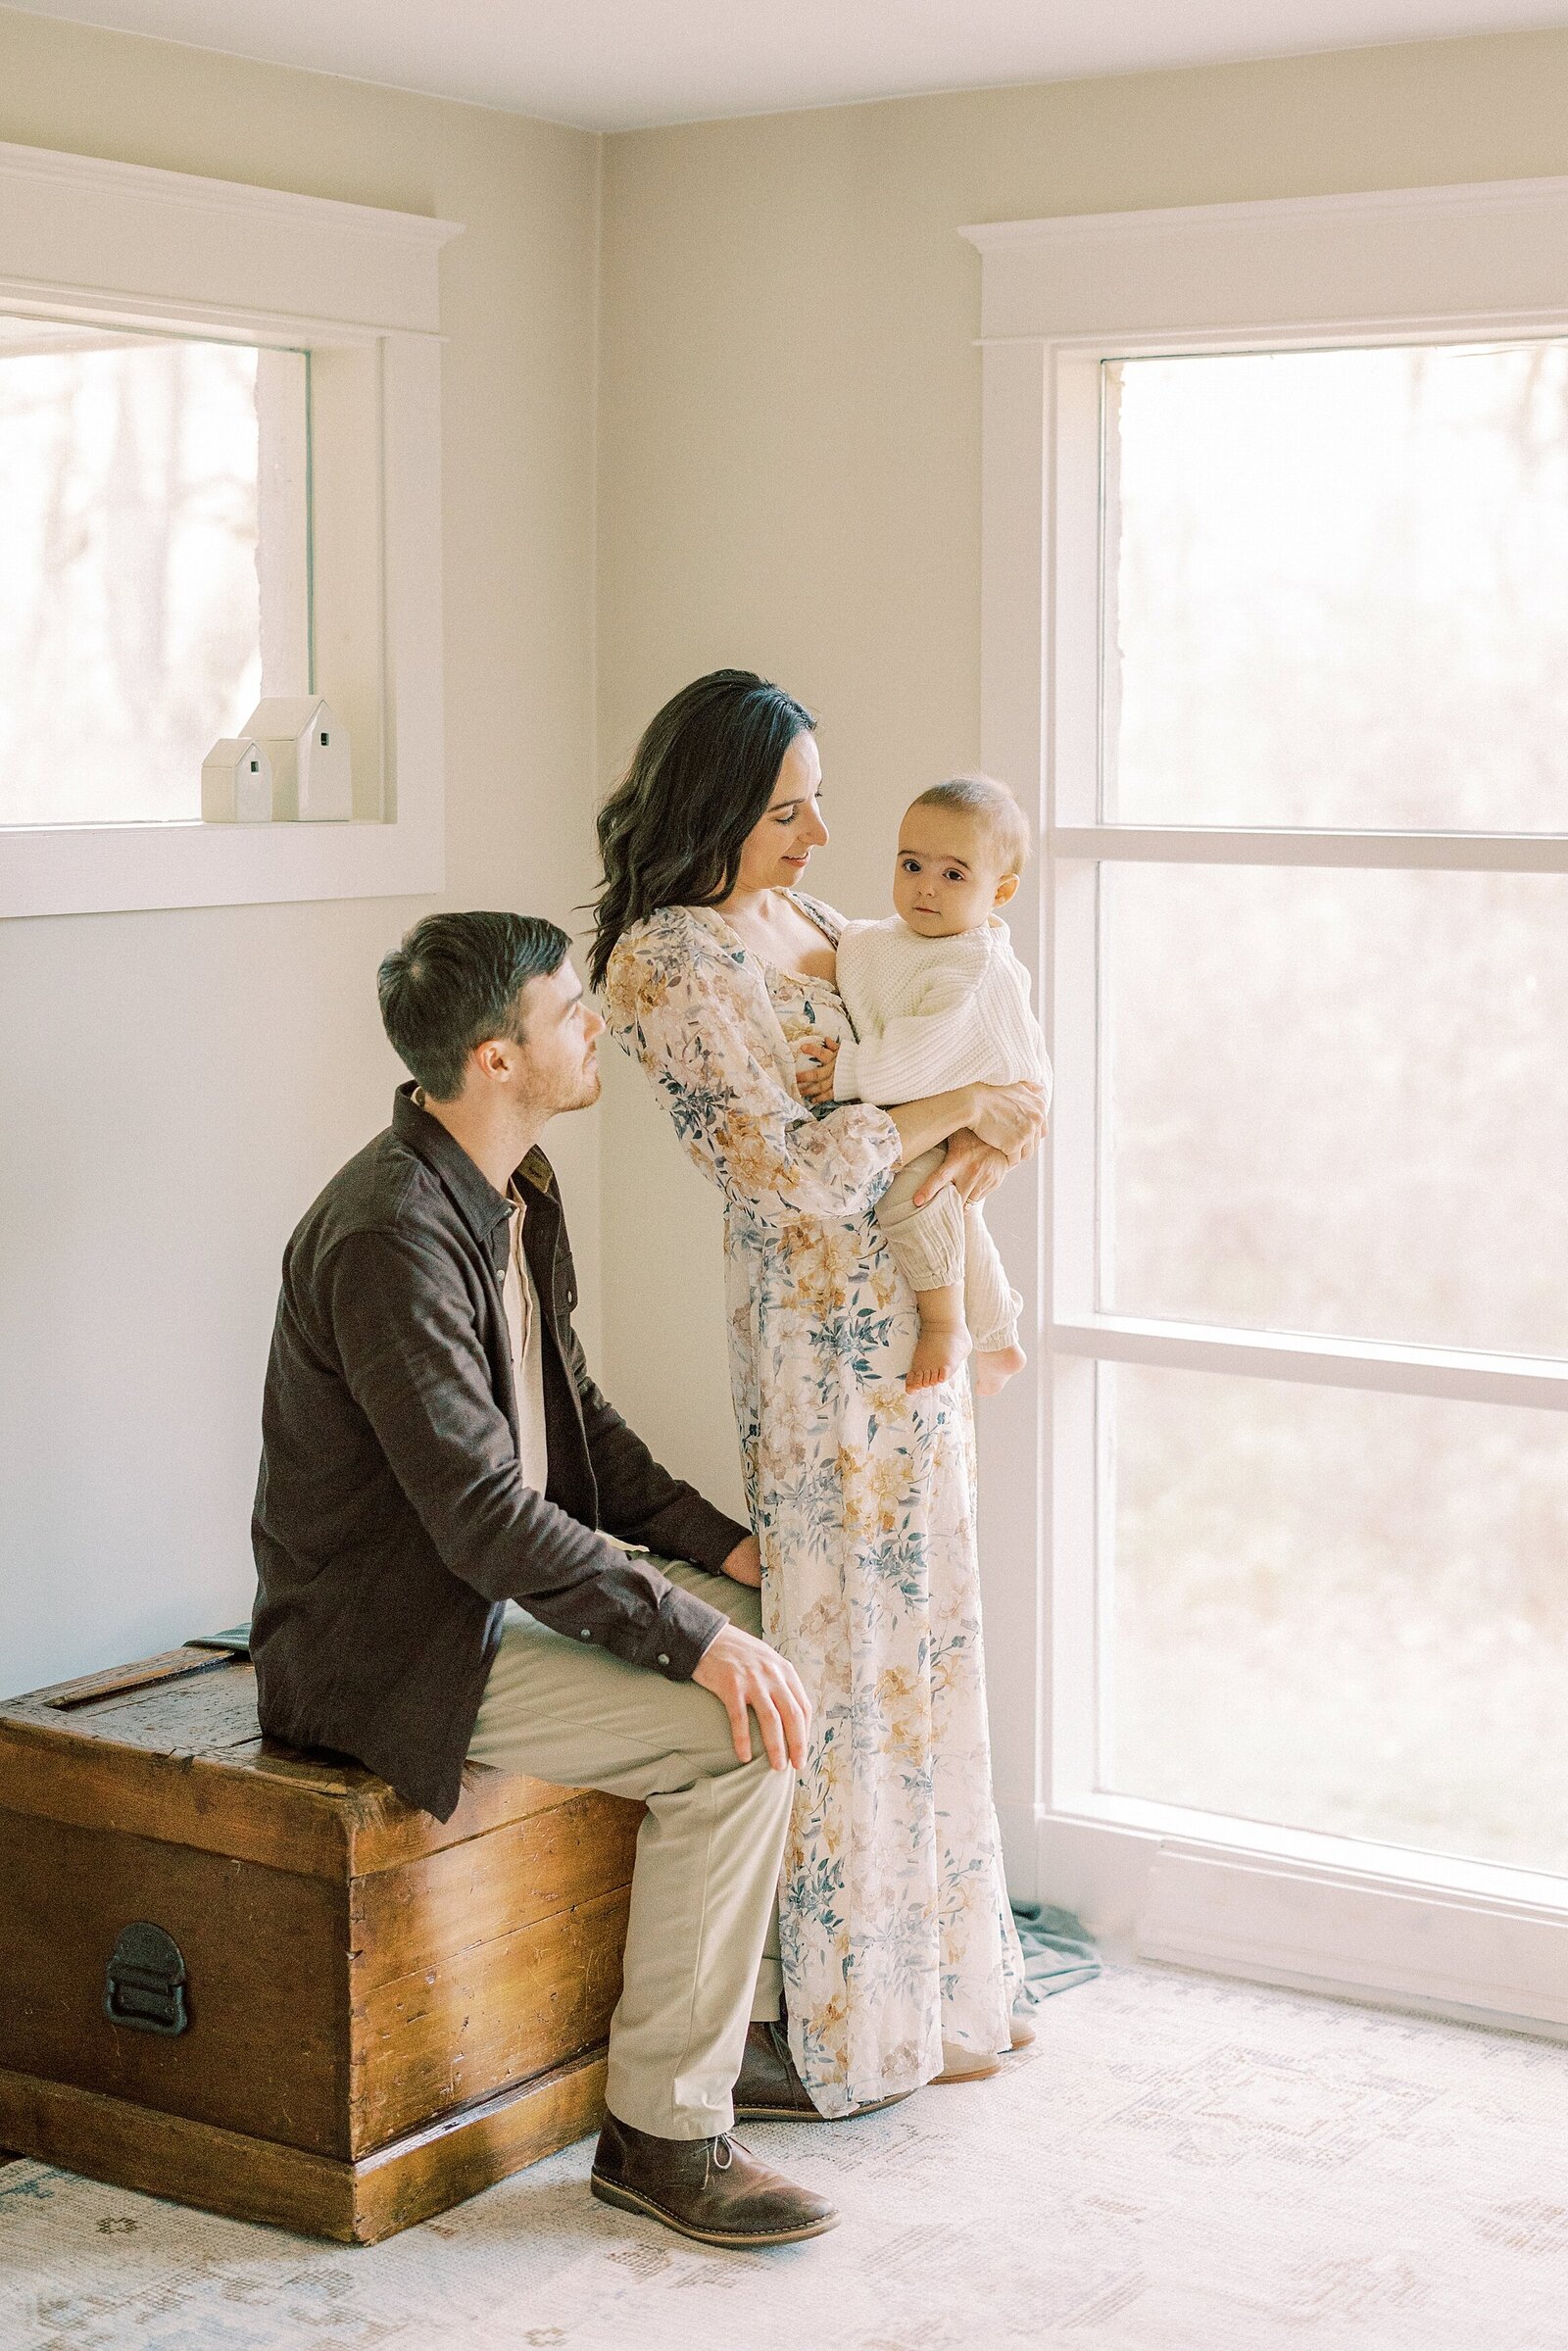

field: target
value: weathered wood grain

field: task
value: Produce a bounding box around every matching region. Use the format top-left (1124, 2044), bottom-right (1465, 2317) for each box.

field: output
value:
top-left (350, 1886), bottom-right (631, 2153)
top-left (0, 1806), bottom-right (352, 2155)
top-left (0, 1683), bottom-right (583, 1878)
top-left (351, 1789), bottom-right (641, 1987)
top-left (1, 1644), bottom-right (640, 2231)
top-left (0, 2052), bottom-right (608, 2243)
top-left (0, 1718), bottom-right (360, 1877)
top-left (0, 2064), bottom-right (359, 2238)
top-left (350, 2048), bottom-right (608, 2243)
top-left (38, 1668), bottom-right (263, 1753)
top-left (4, 1647), bottom-right (232, 1712)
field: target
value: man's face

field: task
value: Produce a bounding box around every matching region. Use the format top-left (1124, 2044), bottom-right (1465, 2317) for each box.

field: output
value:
top-left (505, 958), bottom-right (604, 1118)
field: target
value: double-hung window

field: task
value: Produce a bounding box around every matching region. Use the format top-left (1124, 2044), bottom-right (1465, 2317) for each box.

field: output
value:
top-left (967, 182), bottom-right (1568, 2031)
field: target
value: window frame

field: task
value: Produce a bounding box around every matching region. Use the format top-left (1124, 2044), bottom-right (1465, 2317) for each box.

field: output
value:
top-left (0, 138), bottom-right (461, 919)
top-left (963, 179), bottom-right (1568, 2035)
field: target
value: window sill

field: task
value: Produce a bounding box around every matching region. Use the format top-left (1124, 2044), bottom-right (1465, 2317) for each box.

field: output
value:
top-left (0, 808), bottom-right (442, 920)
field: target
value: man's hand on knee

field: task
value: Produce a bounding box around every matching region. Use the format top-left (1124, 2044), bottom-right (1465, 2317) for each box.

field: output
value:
top-left (692, 1626), bottom-right (810, 1772)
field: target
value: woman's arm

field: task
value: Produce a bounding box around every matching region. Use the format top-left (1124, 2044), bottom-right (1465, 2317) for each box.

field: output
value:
top-left (799, 1042), bottom-right (1047, 1170)
top-left (888, 1079), bottom-right (1050, 1168)
top-left (885, 1088), bottom-right (983, 1164)
top-left (605, 918), bottom-right (903, 1224)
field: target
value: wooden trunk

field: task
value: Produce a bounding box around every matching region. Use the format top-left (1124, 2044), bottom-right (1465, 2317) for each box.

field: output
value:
top-left (0, 1643), bottom-right (643, 2241)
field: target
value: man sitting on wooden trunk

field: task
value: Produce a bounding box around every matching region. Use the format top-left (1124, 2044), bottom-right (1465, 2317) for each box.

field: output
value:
top-left (252, 910), bottom-right (837, 2248)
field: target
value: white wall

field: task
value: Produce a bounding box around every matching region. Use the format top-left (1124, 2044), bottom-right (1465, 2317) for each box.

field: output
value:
top-left (0, 9), bottom-right (602, 1694)
top-left (593, 25), bottom-right (1568, 1509)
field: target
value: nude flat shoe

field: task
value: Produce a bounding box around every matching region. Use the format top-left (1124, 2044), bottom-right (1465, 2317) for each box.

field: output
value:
top-left (931, 2047), bottom-right (1004, 2084)
top-left (932, 2006), bottom-right (1037, 2082)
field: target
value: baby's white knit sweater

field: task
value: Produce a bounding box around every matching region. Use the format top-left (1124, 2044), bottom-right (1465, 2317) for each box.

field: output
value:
top-left (832, 915), bottom-right (1052, 1108)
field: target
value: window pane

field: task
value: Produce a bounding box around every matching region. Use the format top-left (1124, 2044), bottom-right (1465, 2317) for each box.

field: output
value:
top-left (1105, 1362), bottom-right (1568, 1874)
top-left (1103, 344), bottom-right (1568, 832)
top-left (1102, 862), bottom-right (1568, 1359)
top-left (0, 329), bottom-right (295, 825)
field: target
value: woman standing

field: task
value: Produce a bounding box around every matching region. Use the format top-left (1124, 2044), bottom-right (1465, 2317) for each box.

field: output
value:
top-left (592, 671), bottom-right (1046, 2117)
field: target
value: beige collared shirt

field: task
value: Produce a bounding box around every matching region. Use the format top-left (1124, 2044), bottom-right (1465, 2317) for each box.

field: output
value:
top-left (502, 1183), bottom-right (550, 1494)
top-left (409, 1090), bottom-right (549, 1494)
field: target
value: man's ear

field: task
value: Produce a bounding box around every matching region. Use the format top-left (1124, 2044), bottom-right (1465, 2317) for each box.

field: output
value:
top-left (994, 871), bottom-right (1021, 907)
top-left (470, 1036), bottom-right (514, 1082)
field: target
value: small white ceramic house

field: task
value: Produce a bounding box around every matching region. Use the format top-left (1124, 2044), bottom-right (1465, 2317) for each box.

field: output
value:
top-left (243, 696), bottom-right (352, 822)
top-left (201, 737), bottom-right (273, 824)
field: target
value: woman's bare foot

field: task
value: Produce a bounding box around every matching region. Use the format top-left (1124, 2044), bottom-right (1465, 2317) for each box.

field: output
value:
top-left (906, 1319), bottom-right (972, 1392)
top-left (972, 1344), bottom-right (1026, 1397)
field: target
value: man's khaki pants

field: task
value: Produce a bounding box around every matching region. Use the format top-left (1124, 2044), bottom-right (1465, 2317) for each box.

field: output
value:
top-left (466, 1557), bottom-right (790, 2142)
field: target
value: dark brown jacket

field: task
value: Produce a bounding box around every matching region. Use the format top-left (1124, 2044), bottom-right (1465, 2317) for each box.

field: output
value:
top-left (251, 1085), bottom-right (743, 1819)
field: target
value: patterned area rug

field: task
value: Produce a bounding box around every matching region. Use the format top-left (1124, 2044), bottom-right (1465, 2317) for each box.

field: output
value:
top-left (4, 1963), bottom-right (1567, 2351)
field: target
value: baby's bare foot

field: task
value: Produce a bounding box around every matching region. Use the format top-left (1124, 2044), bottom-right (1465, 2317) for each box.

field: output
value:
top-left (906, 1321), bottom-right (973, 1393)
top-left (972, 1344), bottom-right (1027, 1397)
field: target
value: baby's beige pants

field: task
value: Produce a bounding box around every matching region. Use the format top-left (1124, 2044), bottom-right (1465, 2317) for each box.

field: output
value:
top-left (877, 1147), bottom-right (1022, 1352)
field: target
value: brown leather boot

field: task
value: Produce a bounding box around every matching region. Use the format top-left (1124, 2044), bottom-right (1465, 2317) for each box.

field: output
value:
top-left (590, 2110), bottom-right (839, 2247)
top-left (733, 2020), bottom-right (912, 2121)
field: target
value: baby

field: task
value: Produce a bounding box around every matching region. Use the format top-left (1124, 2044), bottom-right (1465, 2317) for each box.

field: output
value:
top-left (797, 775), bottom-right (1052, 1396)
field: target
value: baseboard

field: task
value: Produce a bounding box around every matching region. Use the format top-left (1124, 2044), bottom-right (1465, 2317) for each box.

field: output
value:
top-left (1137, 1845), bottom-right (1568, 2036)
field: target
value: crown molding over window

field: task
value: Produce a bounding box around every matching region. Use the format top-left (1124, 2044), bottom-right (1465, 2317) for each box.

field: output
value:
top-left (961, 174), bottom-right (1568, 345)
top-left (0, 139), bottom-right (459, 341)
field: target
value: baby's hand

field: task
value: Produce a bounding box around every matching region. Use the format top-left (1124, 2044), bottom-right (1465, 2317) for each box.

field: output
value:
top-left (795, 1035), bottom-right (840, 1103)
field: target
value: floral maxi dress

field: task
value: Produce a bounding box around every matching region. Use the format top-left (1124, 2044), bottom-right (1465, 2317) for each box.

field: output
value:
top-left (606, 897), bottom-right (1024, 2114)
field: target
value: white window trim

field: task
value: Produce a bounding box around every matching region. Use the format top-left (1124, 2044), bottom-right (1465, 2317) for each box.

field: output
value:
top-left (961, 177), bottom-right (1568, 2032)
top-left (0, 140), bottom-right (462, 918)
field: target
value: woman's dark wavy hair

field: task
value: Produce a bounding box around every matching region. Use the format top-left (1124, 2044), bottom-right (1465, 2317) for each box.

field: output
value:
top-left (587, 669), bottom-right (815, 992)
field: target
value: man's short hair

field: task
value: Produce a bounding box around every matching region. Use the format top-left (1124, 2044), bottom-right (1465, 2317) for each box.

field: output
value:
top-left (910, 774), bottom-right (1031, 876)
top-left (377, 911), bottom-right (571, 1102)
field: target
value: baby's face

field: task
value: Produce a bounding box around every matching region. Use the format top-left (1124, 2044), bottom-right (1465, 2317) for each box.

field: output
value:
top-left (893, 807), bottom-right (1015, 937)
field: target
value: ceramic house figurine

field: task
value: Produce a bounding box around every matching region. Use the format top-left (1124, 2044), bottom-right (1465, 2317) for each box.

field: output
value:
top-left (201, 736), bottom-right (273, 824)
top-left (242, 696), bottom-right (352, 822)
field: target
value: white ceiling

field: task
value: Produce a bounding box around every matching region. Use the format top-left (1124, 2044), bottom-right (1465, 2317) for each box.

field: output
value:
top-left (10, 0), bottom-right (1568, 131)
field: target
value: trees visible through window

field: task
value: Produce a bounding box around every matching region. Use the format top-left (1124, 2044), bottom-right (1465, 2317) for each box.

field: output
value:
top-left (1096, 342), bottom-right (1568, 1875)
top-left (0, 321), bottom-right (308, 827)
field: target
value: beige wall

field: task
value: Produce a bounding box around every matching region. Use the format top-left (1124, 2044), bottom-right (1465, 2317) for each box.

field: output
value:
top-left (0, 9), bottom-right (602, 1692)
top-left (594, 28), bottom-right (1568, 1505)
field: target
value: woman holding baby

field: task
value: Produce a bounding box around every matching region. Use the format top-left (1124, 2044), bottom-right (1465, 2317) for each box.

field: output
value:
top-left (590, 668), bottom-right (1050, 2117)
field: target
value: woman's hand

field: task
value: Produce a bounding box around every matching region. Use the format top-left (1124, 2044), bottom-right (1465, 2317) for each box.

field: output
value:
top-left (967, 1080), bottom-right (1050, 1162)
top-left (720, 1533), bottom-right (763, 1587)
top-left (912, 1127), bottom-right (1010, 1208)
top-left (795, 1036), bottom-right (840, 1104)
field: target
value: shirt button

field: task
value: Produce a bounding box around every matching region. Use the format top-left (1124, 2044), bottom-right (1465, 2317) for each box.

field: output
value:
top-left (657, 1652), bottom-right (670, 1668)
top-left (579, 1629), bottom-right (592, 1641)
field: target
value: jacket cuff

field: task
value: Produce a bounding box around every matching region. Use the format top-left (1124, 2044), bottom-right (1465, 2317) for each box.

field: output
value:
top-left (648, 1490), bottom-right (753, 1578)
top-left (641, 1580), bottom-right (729, 1680)
top-left (831, 1040), bottom-right (860, 1100)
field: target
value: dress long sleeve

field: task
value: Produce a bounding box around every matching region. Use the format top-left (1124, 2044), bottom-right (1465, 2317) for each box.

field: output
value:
top-left (605, 907), bottom-right (901, 1227)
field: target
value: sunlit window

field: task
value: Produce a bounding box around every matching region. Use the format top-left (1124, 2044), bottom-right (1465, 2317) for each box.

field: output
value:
top-left (1103, 343), bottom-right (1568, 833)
top-left (1094, 341), bottom-right (1568, 1875)
top-left (0, 321), bottom-right (308, 827)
